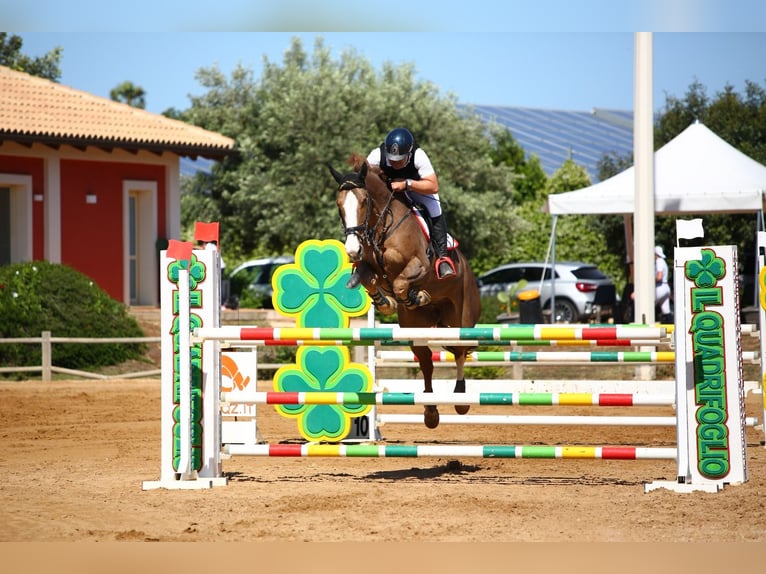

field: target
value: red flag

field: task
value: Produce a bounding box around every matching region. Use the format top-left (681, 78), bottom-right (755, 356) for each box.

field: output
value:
top-left (167, 239), bottom-right (194, 263)
top-left (194, 221), bottom-right (219, 243)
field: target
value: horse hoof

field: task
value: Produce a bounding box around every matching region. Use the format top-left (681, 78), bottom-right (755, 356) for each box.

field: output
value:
top-left (424, 406), bottom-right (440, 429)
top-left (454, 379), bottom-right (468, 414)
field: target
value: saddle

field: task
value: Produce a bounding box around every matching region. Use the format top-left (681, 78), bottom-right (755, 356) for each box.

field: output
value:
top-left (410, 206), bottom-right (458, 250)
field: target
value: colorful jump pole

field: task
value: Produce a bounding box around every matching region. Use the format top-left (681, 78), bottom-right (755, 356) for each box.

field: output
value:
top-left (224, 443), bottom-right (677, 460)
top-left (193, 324), bottom-right (668, 343)
top-left (220, 391), bottom-right (675, 407)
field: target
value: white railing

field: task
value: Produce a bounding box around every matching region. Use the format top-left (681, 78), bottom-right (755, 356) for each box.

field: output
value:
top-left (0, 331), bottom-right (161, 381)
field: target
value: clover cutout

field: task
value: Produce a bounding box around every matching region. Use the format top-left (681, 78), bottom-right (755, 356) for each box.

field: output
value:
top-left (685, 248), bottom-right (726, 288)
top-left (167, 253), bottom-right (206, 291)
top-left (272, 239), bottom-right (369, 328)
top-left (274, 346), bottom-right (373, 442)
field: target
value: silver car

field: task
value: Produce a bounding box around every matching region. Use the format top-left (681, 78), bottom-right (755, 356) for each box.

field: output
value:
top-left (476, 261), bottom-right (617, 323)
top-left (224, 255), bottom-right (295, 309)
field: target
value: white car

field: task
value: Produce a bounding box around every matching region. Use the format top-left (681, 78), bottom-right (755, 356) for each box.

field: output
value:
top-left (476, 261), bottom-right (617, 323)
top-left (224, 255), bottom-right (294, 309)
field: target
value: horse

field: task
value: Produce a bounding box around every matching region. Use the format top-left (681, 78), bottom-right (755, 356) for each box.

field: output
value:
top-left (328, 157), bottom-right (482, 429)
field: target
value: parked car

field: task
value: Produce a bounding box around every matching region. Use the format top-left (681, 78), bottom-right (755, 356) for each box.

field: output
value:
top-left (476, 261), bottom-right (617, 323)
top-left (224, 255), bottom-right (294, 309)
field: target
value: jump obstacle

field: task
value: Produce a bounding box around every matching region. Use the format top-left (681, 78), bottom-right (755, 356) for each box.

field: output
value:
top-left (143, 234), bottom-right (756, 494)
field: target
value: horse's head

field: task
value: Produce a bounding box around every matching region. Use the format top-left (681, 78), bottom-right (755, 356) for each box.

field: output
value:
top-left (328, 161), bottom-right (370, 262)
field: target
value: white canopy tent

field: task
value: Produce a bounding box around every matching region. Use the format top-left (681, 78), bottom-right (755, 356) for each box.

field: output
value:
top-left (542, 121), bottom-right (766, 320)
top-left (545, 121), bottom-right (766, 216)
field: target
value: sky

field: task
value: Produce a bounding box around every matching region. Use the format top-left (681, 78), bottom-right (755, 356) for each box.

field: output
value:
top-left (5, 1), bottom-right (766, 116)
top-left (15, 32), bottom-right (766, 117)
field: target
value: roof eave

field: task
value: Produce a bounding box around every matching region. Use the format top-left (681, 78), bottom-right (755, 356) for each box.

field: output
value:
top-left (0, 132), bottom-right (236, 160)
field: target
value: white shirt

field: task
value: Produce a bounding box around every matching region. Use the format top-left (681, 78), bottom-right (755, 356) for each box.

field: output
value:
top-left (366, 147), bottom-right (436, 179)
top-left (655, 256), bottom-right (668, 285)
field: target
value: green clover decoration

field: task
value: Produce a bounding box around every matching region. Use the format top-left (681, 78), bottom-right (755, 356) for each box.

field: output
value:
top-left (167, 253), bottom-right (206, 290)
top-left (686, 248), bottom-right (726, 288)
top-left (274, 346), bottom-right (372, 441)
top-left (272, 239), bottom-right (369, 328)
top-left (271, 239), bottom-right (373, 442)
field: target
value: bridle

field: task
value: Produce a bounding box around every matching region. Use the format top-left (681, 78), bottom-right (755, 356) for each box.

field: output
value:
top-left (337, 178), bottom-right (412, 277)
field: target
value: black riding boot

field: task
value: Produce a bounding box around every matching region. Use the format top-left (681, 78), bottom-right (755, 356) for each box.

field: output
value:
top-left (430, 215), bottom-right (456, 280)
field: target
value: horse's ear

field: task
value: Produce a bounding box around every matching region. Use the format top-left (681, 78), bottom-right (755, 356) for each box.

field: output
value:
top-left (327, 162), bottom-right (344, 185)
top-left (359, 161), bottom-right (368, 181)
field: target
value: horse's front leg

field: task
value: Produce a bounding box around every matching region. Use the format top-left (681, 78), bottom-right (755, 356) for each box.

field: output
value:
top-left (412, 346), bottom-right (439, 429)
top-left (392, 258), bottom-right (430, 308)
top-left (452, 348), bottom-right (470, 415)
top-left (356, 261), bottom-right (397, 314)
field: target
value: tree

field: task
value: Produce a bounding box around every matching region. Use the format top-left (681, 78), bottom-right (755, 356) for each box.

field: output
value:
top-left (0, 33), bottom-right (62, 81)
top-left (489, 127), bottom-right (548, 204)
top-left (182, 36), bottom-right (520, 270)
top-left (654, 78), bottom-right (766, 301)
top-left (110, 81), bottom-right (146, 109)
top-left (540, 159), bottom-right (627, 290)
top-left (587, 79), bottom-right (766, 295)
top-left (597, 150), bottom-right (632, 182)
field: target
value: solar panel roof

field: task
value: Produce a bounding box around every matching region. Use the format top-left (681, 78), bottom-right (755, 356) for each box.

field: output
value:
top-left (180, 107), bottom-right (636, 183)
top-left (468, 106), bottom-right (635, 183)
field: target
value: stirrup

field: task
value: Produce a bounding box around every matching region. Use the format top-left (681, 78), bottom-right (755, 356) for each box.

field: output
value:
top-left (346, 270), bottom-right (361, 289)
top-left (435, 257), bottom-right (456, 280)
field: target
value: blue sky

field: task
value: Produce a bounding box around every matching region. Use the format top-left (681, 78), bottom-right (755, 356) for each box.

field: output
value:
top-left (6, 2), bottom-right (766, 115)
top-left (16, 32), bottom-right (766, 116)
top-left (3, 1), bottom-right (766, 32)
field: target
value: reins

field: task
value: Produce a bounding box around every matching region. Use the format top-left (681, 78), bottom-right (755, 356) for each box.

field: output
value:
top-left (339, 180), bottom-right (413, 284)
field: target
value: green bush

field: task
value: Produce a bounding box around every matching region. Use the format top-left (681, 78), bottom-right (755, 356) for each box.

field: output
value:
top-left (478, 295), bottom-right (504, 325)
top-left (0, 262), bottom-right (145, 371)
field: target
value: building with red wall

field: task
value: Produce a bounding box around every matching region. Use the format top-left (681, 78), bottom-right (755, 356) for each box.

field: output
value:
top-left (0, 65), bottom-right (234, 306)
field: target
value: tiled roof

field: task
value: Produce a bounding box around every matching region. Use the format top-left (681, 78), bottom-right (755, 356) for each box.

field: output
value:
top-left (0, 66), bottom-right (235, 159)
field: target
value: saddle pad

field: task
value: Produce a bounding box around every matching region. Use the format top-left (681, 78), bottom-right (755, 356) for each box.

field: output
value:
top-left (412, 209), bottom-right (458, 250)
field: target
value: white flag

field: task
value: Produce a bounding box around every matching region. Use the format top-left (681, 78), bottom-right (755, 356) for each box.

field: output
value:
top-left (676, 218), bottom-right (704, 241)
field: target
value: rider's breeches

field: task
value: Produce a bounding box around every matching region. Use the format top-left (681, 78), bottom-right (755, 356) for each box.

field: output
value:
top-left (404, 191), bottom-right (442, 218)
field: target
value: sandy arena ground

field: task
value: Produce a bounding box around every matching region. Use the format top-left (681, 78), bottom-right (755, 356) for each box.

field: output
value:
top-left (1, 377), bottom-right (764, 545)
top-left (2, 307), bottom-right (765, 570)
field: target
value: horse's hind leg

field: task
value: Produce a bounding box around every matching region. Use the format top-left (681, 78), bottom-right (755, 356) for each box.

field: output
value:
top-left (412, 346), bottom-right (439, 429)
top-left (453, 350), bottom-right (470, 415)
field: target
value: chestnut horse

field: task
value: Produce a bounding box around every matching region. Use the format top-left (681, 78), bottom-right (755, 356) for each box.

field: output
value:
top-left (328, 158), bottom-right (481, 428)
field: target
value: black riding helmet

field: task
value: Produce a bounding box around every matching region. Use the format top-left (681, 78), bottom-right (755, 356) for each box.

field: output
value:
top-left (384, 128), bottom-right (414, 161)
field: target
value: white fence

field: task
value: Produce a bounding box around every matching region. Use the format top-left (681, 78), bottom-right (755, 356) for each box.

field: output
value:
top-left (0, 331), bottom-right (161, 381)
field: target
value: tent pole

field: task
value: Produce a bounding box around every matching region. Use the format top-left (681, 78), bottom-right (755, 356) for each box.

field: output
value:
top-left (549, 215), bottom-right (558, 323)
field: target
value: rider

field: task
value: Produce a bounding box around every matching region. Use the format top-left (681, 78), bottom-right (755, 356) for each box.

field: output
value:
top-left (346, 127), bottom-right (456, 288)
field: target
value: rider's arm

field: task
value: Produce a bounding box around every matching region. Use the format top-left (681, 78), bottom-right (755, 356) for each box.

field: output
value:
top-left (392, 148), bottom-right (439, 194)
top-left (405, 173), bottom-right (438, 194)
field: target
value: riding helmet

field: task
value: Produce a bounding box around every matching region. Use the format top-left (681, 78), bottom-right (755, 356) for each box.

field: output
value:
top-left (384, 128), bottom-right (415, 161)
